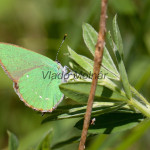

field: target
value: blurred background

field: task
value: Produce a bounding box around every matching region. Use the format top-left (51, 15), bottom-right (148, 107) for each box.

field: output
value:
top-left (0, 0), bottom-right (150, 149)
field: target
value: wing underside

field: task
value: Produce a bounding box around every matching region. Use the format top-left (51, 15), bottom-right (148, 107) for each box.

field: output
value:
top-left (0, 43), bottom-right (64, 112)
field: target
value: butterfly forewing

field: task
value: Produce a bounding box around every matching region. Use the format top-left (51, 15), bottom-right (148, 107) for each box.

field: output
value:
top-left (0, 44), bottom-right (55, 80)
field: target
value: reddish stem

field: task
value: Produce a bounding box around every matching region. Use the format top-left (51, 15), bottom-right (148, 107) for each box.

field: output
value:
top-left (78, 0), bottom-right (108, 149)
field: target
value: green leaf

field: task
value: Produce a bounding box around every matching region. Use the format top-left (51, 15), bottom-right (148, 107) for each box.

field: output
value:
top-left (60, 82), bottom-right (128, 104)
top-left (97, 78), bottom-right (127, 98)
top-left (42, 102), bottom-right (129, 123)
top-left (42, 104), bottom-right (86, 123)
top-left (80, 54), bottom-right (120, 80)
top-left (113, 15), bottom-right (124, 59)
top-left (75, 112), bottom-right (145, 134)
top-left (82, 23), bottom-right (120, 80)
top-left (102, 47), bottom-right (120, 79)
top-left (36, 130), bottom-right (52, 150)
top-left (107, 31), bottom-right (132, 99)
top-left (68, 46), bottom-right (93, 73)
top-left (69, 61), bottom-right (88, 75)
top-left (82, 23), bottom-right (98, 56)
top-left (57, 103), bottom-right (126, 120)
top-left (68, 46), bottom-right (119, 80)
top-left (7, 130), bottom-right (19, 150)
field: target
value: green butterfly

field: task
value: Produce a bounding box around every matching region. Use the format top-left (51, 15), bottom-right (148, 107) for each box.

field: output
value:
top-left (0, 43), bottom-right (66, 112)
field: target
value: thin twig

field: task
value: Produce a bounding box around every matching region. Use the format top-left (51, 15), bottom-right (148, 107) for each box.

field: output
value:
top-left (78, 0), bottom-right (108, 150)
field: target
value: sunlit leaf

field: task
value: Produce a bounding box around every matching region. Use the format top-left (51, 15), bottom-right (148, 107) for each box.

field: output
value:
top-left (42, 103), bottom-right (129, 123)
top-left (68, 46), bottom-right (93, 73)
top-left (69, 61), bottom-right (88, 75)
top-left (60, 82), bottom-right (128, 104)
top-left (80, 54), bottom-right (120, 80)
top-left (82, 23), bottom-right (98, 56)
top-left (68, 46), bottom-right (119, 80)
top-left (82, 23), bottom-right (120, 80)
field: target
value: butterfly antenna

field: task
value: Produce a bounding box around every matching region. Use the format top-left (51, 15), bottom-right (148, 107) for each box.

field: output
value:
top-left (56, 34), bottom-right (67, 62)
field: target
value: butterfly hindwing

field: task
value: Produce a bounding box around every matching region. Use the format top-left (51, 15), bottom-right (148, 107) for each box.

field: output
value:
top-left (15, 66), bottom-right (63, 112)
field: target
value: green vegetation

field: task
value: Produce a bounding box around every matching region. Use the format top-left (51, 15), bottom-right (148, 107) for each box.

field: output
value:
top-left (0, 0), bottom-right (150, 149)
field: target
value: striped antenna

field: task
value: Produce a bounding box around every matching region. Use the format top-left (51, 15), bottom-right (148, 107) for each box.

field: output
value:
top-left (56, 34), bottom-right (67, 62)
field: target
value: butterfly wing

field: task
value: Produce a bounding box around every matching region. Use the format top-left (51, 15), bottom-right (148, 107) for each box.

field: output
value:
top-left (0, 43), bottom-right (64, 112)
top-left (15, 66), bottom-right (64, 112)
top-left (0, 43), bottom-right (55, 80)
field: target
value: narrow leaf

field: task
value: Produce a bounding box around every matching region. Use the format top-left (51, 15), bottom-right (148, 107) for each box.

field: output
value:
top-left (42, 103), bottom-right (128, 123)
top-left (113, 15), bottom-right (124, 59)
top-left (82, 23), bottom-right (98, 56)
top-left (68, 46), bottom-right (93, 73)
top-left (60, 82), bottom-right (128, 104)
top-left (80, 55), bottom-right (119, 80)
top-left (69, 61), bottom-right (88, 75)
top-left (7, 130), bottom-right (19, 150)
top-left (102, 47), bottom-right (120, 79)
top-left (82, 23), bottom-right (120, 79)
top-left (107, 31), bottom-right (132, 99)
top-left (68, 46), bottom-right (119, 80)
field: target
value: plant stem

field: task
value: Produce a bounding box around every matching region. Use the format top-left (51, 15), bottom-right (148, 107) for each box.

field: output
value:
top-left (129, 99), bottom-right (150, 118)
top-left (78, 0), bottom-right (108, 150)
top-left (130, 86), bottom-right (150, 108)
